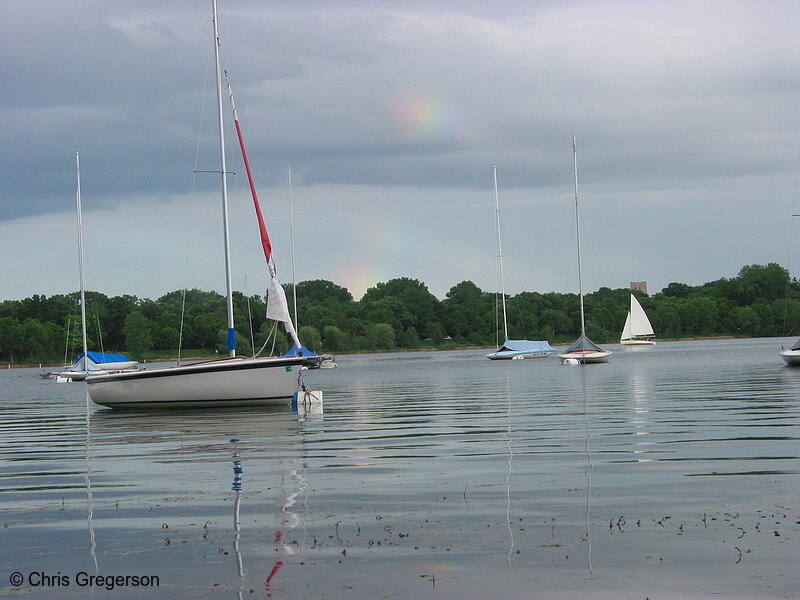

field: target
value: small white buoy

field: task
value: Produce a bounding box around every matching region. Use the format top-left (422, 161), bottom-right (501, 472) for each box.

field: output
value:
top-left (561, 358), bottom-right (580, 366)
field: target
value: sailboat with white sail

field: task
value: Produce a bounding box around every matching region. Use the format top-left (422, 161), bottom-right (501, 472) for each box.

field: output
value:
top-left (486, 165), bottom-right (556, 360)
top-left (56, 153), bottom-right (138, 382)
top-left (620, 294), bottom-right (655, 345)
top-left (557, 136), bottom-right (611, 364)
top-left (86, 0), bottom-right (313, 408)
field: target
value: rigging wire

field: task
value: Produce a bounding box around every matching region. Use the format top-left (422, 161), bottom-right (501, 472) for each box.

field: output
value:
top-left (63, 315), bottom-right (72, 367)
top-left (781, 143), bottom-right (800, 336)
top-left (254, 320), bottom-right (279, 358)
top-left (176, 259), bottom-right (190, 367)
top-left (94, 313), bottom-right (105, 357)
top-left (192, 55), bottom-right (212, 192)
top-left (244, 274), bottom-right (255, 358)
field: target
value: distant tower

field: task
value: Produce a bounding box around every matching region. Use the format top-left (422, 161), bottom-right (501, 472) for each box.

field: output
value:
top-left (630, 281), bottom-right (648, 295)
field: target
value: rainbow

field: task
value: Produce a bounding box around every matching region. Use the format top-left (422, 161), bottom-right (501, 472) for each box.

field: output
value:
top-left (332, 218), bottom-right (406, 299)
top-left (392, 92), bottom-right (462, 140)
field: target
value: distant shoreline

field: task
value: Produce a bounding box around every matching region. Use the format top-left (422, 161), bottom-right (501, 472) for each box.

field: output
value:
top-left (3, 335), bottom-right (770, 369)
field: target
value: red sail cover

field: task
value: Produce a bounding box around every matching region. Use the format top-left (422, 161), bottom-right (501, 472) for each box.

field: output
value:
top-left (227, 75), bottom-right (273, 268)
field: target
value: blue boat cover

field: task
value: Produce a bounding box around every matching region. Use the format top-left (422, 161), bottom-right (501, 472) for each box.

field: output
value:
top-left (792, 337), bottom-right (800, 351)
top-left (282, 343), bottom-right (320, 359)
top-left (497, 339), bottom-right (556, 353)
top-left (76, 351), bottom-right (134, 364)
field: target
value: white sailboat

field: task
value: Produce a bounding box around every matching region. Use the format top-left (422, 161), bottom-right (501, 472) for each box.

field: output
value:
top-left (56, 153), bottom-right (138, 383)
top-left (558, 135), bottom-right (611, 365)
top-left (86, 0), bottom-right (312, 408)
top-left (486, 165), bottom-right (555, 360)
top-left (620, 294), bottom-right (656, 345)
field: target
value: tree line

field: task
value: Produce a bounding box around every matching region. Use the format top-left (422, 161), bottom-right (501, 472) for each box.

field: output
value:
top-left (1, 263), bottom-right (798, 365)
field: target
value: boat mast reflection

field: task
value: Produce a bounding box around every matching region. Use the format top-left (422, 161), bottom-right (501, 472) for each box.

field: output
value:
top-left (503, 370), bottom-right (515, 565)
top-left (231, 438), bottom-right (245, 594)
top-left (84, 392), bottom-right (99, 575)
top-left (580, 370), bottom-right (593, 575)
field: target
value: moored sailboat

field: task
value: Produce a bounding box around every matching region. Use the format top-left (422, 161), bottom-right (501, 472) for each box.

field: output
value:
top-left (86, 0), bottom-right (312, 408)
top-left (486, 165), bottom-right (555, 360)
top-left (56, 153), bottom-right (138, 382)
top-left (620, 294), bottom-right (656, 345)
top-left (558, 136), bottom-right (611, 364)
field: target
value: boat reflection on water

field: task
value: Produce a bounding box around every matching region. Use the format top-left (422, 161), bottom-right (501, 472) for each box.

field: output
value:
top-left (84, 395), bottom-right (99, 578)
top-left (84, 396), bottom-right (320, 597)
top-left (230, 432), bottom-right (309, 598)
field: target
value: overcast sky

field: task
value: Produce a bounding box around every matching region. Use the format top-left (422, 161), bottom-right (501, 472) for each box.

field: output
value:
top-left (2, 0), bottom-right (799, 303)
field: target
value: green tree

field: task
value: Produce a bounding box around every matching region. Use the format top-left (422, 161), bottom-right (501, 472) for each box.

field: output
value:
top-left (424, 321), bottom-right (446, 344)
top-left (366, 323), bottom-right (395, 350)
top-left (294, 279), bottom-right (353, 304)
top-left (539, 309), bottom-right (572, 338)
top-left (651, 303), bottom-right (681, 337)
top-left (299, 325), bottom-right (322, 351)
top-left (661, 282), bottom-right (693, 298)
top-left (123, 312), bottom-right (154, 359)
top-left (779, 297), bottom-right (800, 337)
top-left (751, 298), bottom-right (778, 336)
top-left (322, 325), bottom-right (348, 351)
top-left (396, 325), bottom-right (420, 348)
top-left (732, 306), bottom-right (760, 336)
top-left (0, 317), bottom-right (25, 362)
top-left (22, 319), bottom-right (49, 362)
top-left (734, 263), bottom-right (791, 305)
top-left (157, 326), bottom-right (180, 351)
top-left (362, 278), bottom-right (440, 338)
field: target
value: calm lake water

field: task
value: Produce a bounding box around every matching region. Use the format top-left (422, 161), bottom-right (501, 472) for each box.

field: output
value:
top-left (1, 338), bottom-right (798, 599)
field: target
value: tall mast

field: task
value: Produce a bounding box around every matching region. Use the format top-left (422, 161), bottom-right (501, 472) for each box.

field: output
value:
top-left (212, 0), bottom-right (236, 357)
top-left (573, 134), bottom-right (586, 337)
top-left (288, 165), bottom-right (298, 331)
top-left (76, 152), bottom-right (88, 371)
top-left (493, 165), bottom-right (509, 341)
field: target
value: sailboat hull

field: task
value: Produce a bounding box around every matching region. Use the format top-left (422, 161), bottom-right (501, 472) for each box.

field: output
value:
top-left (486, 350), bottom-right (555, 360)
top-left (86, 356), bottom-right (305, 409)
top-left (620, 339), bottom-right (656, 346)
top-left (557, 350), bottom-right (612, 364)
top-left (779, 349), bottom-right (800, 365)
top-left (56, 370), bottom-right (108, 382)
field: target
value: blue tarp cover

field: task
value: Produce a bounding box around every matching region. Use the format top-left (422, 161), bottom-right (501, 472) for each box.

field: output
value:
top-left (791, 337), bottom-right (800, 351)
top-left (497, 339), bottom-right (555, 353)
top-left (76, 351), bottom-right (133, 364)
top-left (282, 343), bottom-right (320, 359)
